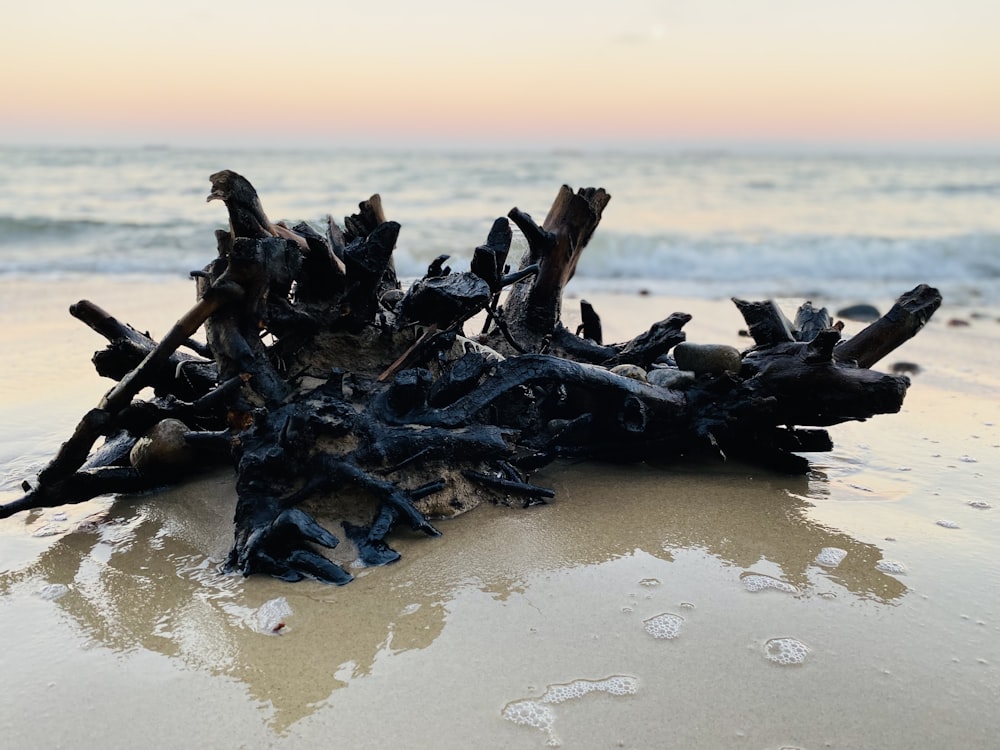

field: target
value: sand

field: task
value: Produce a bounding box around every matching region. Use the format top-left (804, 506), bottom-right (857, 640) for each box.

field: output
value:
top-left (1, 278), bottom-right (998, 748)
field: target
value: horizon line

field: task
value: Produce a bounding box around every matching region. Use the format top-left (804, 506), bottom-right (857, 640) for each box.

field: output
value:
top-left (3, 135), bottom-right (1000, 158)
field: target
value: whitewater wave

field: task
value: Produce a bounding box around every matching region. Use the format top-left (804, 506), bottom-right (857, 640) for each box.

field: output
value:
top-left (3, 146), bottom-right (997, 303)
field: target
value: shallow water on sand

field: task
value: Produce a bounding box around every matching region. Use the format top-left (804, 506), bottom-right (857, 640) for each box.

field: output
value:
top-left (1, 284), bottom-right (998, 748)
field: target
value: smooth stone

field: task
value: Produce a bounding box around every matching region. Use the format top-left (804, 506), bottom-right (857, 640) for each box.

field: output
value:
top-left (647, 368), bottom-right (697, 389)
top-left (609, 364), bottom-right (648, 382)
top-left (672, 343), bottom-right (742, 375)
top-left (890, 361), bottom-right (921, 375)
top-left (379, 288), bottom-right (406, 309)
top-left (836, 303), bottom-right (881, 322)
top-left (130, 418), bottom-right (194, 473)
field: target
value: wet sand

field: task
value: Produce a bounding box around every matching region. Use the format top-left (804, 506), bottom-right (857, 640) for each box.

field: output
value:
top-left (1, 279), bottom-right (998, 748)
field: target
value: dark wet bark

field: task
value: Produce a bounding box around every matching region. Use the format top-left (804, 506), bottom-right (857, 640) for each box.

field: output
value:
top-left (833, 284), bottom-right (941, 367)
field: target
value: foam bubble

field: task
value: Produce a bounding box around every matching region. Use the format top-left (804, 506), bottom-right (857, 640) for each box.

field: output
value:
top-left (542, 684), bottom-right (584, 705)
top-left (32, 523), bottom-right (66, 538)
top-left (968, 501), bottom-right (991, 509)
top-left (741, 573), bottom-right (798, 594)
top-left (764, 637), bottom-right (809, 665)
top-left (253, 596), bottom-right (292, 634)
top-left (502, 700), bottom-right (555, 731)
top-left (936, 519), bottom-right (960, 529)
top-left (502, 676), bottom-right (638, 746)
top-left (36, 583), bottom-right (69, 601)
top-left (643, 612), bottom-right (684, 639)
top-left (815, 547), bottom-right (848, 567)
top-left (638, 578), bottom-right (661, 587)
top-left (876, 560), bottom-right (907, 575)
top-left (598, 676), bottom-right (639, 696)
top-left (541, 676), bottom-right (638, 704)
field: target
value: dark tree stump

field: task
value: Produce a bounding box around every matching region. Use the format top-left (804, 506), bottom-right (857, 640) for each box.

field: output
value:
top-left (0, 171), bottom-right (941, 590)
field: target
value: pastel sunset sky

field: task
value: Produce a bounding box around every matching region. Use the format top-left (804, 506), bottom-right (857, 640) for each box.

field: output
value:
top-left (2, 0), bottom-right (998, 151)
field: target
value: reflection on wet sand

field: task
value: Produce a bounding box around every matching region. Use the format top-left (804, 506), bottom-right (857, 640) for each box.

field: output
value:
top-left (0, 457), bottom-right (907, 730)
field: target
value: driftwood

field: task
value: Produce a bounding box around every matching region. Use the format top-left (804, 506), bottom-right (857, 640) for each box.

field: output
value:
top-left (1, 171), bottom-right (942, 584)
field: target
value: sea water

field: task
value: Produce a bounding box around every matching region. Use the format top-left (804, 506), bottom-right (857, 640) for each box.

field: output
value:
top-left (1, 145), bottom-right (998, 304)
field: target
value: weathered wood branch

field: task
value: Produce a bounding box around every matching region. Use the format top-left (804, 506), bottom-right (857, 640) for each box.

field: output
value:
top-left (502, 185), bottom-right (611, 348)
top-left (70, 300), bottom-right (217, 399)
top-left (834, 284), bottom-right (942, 367)
top-left (4, 280), bottom-right (242, 518)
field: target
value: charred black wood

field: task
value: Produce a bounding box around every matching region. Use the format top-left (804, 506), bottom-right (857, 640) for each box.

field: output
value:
top-left (71, 300), bottom-right (218, 400)
top-left (426, 352), bottom-right (492, 407)
top-left (462, 469), bottom-right (555, 501)
top-left (395, 272), bottom-right (492, 330)
top-left (0, 170), bottom-right (942, 586)
top-left (35, 408), bottom-right (113, 489)
top-left (341, 221), bottom-right (402, 330)
top-left (207, 170), bottom-right (274, 240)
top-left (289, 220), bottom-right (347, 302)
top-left (577, 300), bottom-right (603, 344)
top-left (501, 185), bottom-right (611, 349)
top-left (426, 254), bottom-right (452, 278)
top-left (834, 284), bottom-right (942, 368)
top-left (732, 298), bottom-right (796, 346)
top-left (794, 301), bottom-right (836, 342)
top-left (182, 337), bottom-right (213, 359)
top-left (547, 324), bottom-right (619, 364)
top-left (342, 194), bottom-right (401, 295)
top-left (740, 338), bottom-right (909, 427)
top-left (603, 312), bottom-right (691, 368)
top-left (4, 466), bottom-right (156, 519)
top-left (471, 217), bottom-right (514, 293)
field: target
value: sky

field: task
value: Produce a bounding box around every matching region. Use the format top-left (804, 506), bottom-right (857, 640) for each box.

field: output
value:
top-left (1, 0), bottom-right (998, 151)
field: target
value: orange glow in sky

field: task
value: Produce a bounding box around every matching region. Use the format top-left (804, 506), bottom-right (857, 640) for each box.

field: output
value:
top-left (2, 0), bottom-right (998, 150)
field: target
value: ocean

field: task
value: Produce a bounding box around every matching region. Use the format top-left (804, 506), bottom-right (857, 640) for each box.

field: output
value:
top-left (2, 145), bottom-right (998, 305)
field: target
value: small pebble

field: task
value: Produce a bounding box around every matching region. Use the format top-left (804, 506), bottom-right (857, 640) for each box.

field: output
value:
top-left (609, 364), bottom-right (648, 382)
top-left (672, 342), bottom-right (742, 375)
top-left (836, 303), bottom-right (880, 322)
top-left (130, 418), bottom-right (194, 473)
top-left (647, 368), bottom-right (696, 389)
top-left (890, 361), bottom-right (921, 375)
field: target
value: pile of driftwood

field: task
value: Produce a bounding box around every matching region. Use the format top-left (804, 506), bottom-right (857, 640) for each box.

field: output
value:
top-left (0, 173), bottom-right (941, 583)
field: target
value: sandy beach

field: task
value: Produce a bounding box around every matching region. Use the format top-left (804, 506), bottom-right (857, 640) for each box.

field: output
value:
top-left (1, 278), bottom-right (998, 748)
